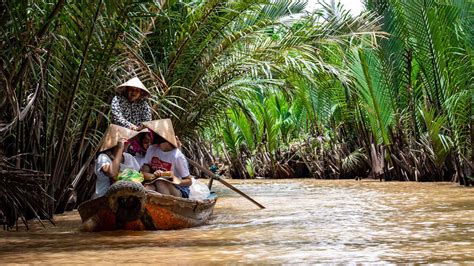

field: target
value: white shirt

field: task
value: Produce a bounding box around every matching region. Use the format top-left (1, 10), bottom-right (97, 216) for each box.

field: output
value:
top-left (93, 152), bottom-right (140, 199)
top-left (120, 153), bottom-right (140, 172)
top-left (134, 153), bottom-right (147, 169)
top-left (143, 145), bottom-right (190, 178)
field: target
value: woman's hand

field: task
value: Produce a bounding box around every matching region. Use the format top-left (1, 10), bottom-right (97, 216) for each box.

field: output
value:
top-left (107, 138), bottom-right (128, 178)
top-left (116, 138), bottom-right (128, 151)
top-left (152, 170), bottom-right (181, 185)
top-left (141, 164), bottom-right (156, 181)
top-left (153, 170), bottom-right (172, 178)
top-left (115, 138), bottom-right (127, 153)
top-left (136, 124), bottom-right (144, 131)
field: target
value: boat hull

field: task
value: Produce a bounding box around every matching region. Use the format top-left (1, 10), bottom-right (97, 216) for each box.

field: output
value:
top-left (78, 181), bottom-right (217, 231)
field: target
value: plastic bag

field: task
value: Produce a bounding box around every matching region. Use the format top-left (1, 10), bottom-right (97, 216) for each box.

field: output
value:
top-left (117, 169), bottom-right (144, 183)
top-left (188, 178), bottom-right (210, 200)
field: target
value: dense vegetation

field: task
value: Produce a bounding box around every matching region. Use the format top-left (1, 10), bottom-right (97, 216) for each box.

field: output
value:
top-left (0, 0), bottom-right (472, 228)
top-left (208, 0), bottom-right (473, 184)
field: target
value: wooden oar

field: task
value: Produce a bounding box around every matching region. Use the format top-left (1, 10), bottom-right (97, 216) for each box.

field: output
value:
top-left (186, 158), bottom-right (265, 209)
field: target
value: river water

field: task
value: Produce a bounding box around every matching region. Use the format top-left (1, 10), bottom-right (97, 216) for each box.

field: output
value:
top-left (0, 180), bottom-right (473, 263)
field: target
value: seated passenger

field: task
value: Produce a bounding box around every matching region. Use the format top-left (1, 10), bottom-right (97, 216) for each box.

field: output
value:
top-left (93, 124), bottom-right (141, 199)
top-left (133, 130), bottom-right (153, 168)
top-left (141, 119), bottom-right (192, 198)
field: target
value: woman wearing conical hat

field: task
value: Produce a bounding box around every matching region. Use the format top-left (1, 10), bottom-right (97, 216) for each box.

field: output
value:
top-left (93, 124), bottom-right (142, 199)
top-left (111, 77), bottom-right (152, 131)
top-left (140, 119), bottom-right (192, 198)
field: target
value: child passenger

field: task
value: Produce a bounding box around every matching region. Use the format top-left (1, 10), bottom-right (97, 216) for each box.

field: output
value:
top-left (133, 131), bottom-right (153, 168)
top-left (93, 124), bottom-right (141, 199)
top-left (111, 77), bottom-right (152, 131)
top-left (140, 119), bottom-right (192, 198)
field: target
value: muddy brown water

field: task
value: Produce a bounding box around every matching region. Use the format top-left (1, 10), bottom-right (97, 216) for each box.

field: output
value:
top-left (0, 180), bottom-right (473, 264)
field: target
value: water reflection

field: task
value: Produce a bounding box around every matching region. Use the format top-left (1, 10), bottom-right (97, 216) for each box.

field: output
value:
top-left (0, 180), bottom-right (472, 263)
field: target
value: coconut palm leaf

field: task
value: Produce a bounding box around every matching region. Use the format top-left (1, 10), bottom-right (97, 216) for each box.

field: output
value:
top-left (342, 148), bottom-right (368, 174)
top-left (348, 47), bottom-right (393, 145)
top-left (420, 107), bottom-right (453, 168)
top-left (122, 0), bottom-right (384, 138)
top-left (230, 108), bottom-right (257, 152)
top-left (367, 0), bottom-right (472, 180)
top-left (222, 113), bottom-right (241, 159)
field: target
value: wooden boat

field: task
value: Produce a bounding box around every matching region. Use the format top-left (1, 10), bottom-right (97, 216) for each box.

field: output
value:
top-left (78, 181), bottom-right (217, 231)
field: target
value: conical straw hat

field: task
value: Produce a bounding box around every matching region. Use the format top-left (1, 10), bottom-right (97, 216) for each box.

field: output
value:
top-left (115, 77), bottom-right (151, 98)
top-left (142, 119), bottom-right (178, 148)
top-left (99, 124), bottom-right (149, 152)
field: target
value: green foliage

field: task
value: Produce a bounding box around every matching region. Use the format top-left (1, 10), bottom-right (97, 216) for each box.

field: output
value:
top-left (0, 0), bottom-right (164, 225)
top-left (348, 47), bottom-right (393, 145)
top-left (342, 148), bottom-right (368, 174)
top-left (369, 0), bottom-right (472, 182)
top-left (211, 0), bottom-right (472, 182)
top-left (1, 0), bottom-right (472, 227)
top-left (420, 107), bottom-right (452, 168)
top-left (222, 115), bottom-right (240, 159)
top-left (245, 158), bottom-right (255, 178)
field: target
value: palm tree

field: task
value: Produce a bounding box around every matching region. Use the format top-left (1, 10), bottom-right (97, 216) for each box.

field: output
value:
top-left (0, 0), bottom-right (166, 227)
top-left (365, 0), bottom-right (473, 183)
